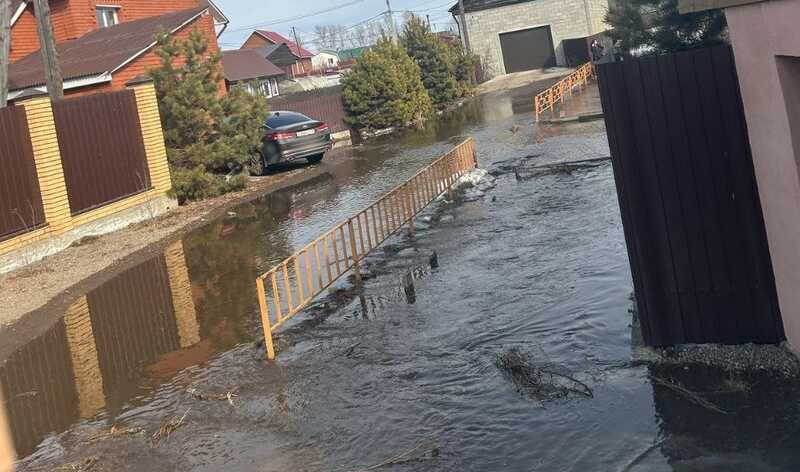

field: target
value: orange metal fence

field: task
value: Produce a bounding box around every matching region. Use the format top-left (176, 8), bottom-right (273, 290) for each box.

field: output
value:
top-left (255, 138), bottom-right (478, 359)
top-left (534, 62), bottom-right (596, 122)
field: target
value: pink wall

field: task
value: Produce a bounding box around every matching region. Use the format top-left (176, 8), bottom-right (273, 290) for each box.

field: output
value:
top-left (725, 0), bottom-right (800, 349)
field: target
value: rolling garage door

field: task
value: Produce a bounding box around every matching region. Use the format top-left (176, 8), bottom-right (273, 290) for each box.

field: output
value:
top-left (499, 26), bottom-right (556, 73)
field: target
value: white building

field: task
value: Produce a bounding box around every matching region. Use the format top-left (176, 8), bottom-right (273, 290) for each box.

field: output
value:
top-left (312, 49), bottom-right (340, 72)
top-left (451, 0), bottom-right (610, 78)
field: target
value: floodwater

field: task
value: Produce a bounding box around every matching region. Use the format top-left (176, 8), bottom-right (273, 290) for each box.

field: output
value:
top-left (5, 84), bottom-right (800, 471)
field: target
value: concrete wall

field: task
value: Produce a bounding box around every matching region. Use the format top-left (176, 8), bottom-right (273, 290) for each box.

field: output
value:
top-left (725, 0), bottom-right (800, 349)
top-left (463, 0), bottom-right (610, 78)
top-left (0, 82), bottom-right (176, 274)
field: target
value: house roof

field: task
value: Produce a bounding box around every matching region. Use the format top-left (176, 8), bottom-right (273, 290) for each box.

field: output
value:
top-left (339, 46), bottom-right (371, 62)
top-left (448, 0), bottom-right (534, 14)
top-left (253, 30), bottom-right (315, 58)
top-left (8, 7), bottom-right (207, 91)
top-left (221, 49), bottom-right (284, 82)
top-left (251, 43), bottom-right (297, 67)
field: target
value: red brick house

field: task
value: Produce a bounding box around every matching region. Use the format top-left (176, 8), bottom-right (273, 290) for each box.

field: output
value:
top-left (7, 0), bottom-right (228, 98)
top-left (240, 30), bottom-right (315, 77)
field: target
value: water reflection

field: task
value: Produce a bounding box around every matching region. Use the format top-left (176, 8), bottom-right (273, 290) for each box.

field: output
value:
top-left (0, 242), bottom-right (197, 457)
top-left (649, 363), bottom-right (800, 469)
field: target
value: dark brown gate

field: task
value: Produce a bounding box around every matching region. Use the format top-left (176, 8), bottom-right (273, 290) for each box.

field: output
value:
top-left (597, 45), bottom-right (784, 346)
top-left (0, 105), bottom-right (46, 240)
top-left (53, 90), bottom-right (150, 215)
top-left (499, 26), bottom-right (555, 73)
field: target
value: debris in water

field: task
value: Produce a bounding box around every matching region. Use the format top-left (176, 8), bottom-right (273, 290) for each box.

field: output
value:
top-left (343, 441), bottom-right (438, 471)
top-left (151, 409), bottom-right (190, 445)
top-left (429, 251), bottom-right (439, 269)
top-left (495, 347), bottom-right (593, 400)
top-left (344, 342), bottom-right (362, 358)
top-left (188, 388), bottom-right (239, 405)
top-left (649, 375), bottom-right (732, 415)
top-left (58, 456), bottom-right (98, 471)
top-left (402, 272), bottom-right (416, 305)
top-left (87, 425), bottom-right (145, 443)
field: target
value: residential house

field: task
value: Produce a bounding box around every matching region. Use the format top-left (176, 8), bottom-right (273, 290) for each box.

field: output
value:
top-left (240, 30), bottom-right (315, 77)
top-left (6, 1), bottom-right (229, 99)
top-left (249, 43), bottom-right (302, 78)
top-left (449, 0), bottom-right (609, 77)
top-left (8, 0), bottom-right (228, 62)
top-left (338, 46), bottom-right (372, 67)
top-left (677, 0), bottom-right (800, 351)
top-left (312, 49), bottom-right (340, 72)
top-left (221, 49), bottom-right (285, 97)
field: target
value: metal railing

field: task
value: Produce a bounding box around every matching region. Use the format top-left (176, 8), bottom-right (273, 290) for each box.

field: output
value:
top-left (534, 62), bottom-right (596, 122)
top-left (255, 138), bottom-right (478, 359)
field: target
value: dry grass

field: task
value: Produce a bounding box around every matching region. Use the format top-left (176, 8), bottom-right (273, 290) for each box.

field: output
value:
top-left (151, 409), bottom-right (191, 445)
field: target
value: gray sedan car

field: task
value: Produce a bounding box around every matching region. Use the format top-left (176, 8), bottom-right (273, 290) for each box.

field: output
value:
top-left (253, 111), bottom-right (332, 174)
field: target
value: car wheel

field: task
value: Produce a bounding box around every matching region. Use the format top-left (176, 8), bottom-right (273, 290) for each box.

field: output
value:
top-left (248, 154), bottom-right (266, 176)
top-left (307, 154), bottom-right (323, 165)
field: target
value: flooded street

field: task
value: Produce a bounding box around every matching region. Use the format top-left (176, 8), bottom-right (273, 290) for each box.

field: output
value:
top-left (5, 84), bottom-right (800, 471)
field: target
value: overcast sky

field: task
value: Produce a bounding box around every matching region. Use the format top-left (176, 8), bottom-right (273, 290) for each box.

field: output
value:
top-left (214, 0), bottom-right (457, 50)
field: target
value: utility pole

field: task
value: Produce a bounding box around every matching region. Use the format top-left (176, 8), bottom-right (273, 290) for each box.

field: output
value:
top-left (0, 0), bottom-right (10, 107)
top-left (385, 0), bottom-right (397, 42)
top-left (291, 26), bottom-right (302, 49)
top-left (457, 0), bottom-right (471, 54)
top-left (33, 0), bottom-right (63, 100)
top-left (426, 14), bottom-right (431, 30)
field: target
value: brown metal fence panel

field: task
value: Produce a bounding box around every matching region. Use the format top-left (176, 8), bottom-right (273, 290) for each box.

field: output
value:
top-left (52, 89), bottom-right (151, 215)
top-left (269, 86), bottom-right (348, 133)
top-left (0, 106), bottom-right (46, 240)
top-left (597, 45), bottom-right (783, 346)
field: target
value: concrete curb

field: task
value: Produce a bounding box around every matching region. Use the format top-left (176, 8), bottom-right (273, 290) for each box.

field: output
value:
top-left (539, 111), bottom-right (605, 125)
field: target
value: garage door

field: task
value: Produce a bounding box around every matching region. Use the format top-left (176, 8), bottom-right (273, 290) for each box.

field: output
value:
top-left (499, 26), bottom-right (555, 73)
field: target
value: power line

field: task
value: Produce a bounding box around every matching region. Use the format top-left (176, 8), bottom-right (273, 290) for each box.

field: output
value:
top-left (223, 0), bottom-right (369, 34)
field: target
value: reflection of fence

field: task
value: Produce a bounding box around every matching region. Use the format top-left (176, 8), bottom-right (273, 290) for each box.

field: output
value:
top-left (534, 62), bottom-right (596, 122)
top-left (255, 138), bottom-right (478, 359)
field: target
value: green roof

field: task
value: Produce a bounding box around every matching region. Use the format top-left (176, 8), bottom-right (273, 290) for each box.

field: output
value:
top-left (339, 46), bottom-right (372, 62)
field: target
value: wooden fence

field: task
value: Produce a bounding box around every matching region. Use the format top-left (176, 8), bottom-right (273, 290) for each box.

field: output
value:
top-left (534, 62), bottom-right (596, 122)
top-left (256, 138), bottom-right (478, 359)
top-left (597, 45), bottom-right (784, 346)
top-left (0, 106), bottom-right (46, 240)
top-left (269, 86), bottom-right (348, 133)
top-left (53, 90), bottom-right (151, 215)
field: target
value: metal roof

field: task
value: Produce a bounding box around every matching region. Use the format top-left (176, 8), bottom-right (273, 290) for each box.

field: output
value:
top-left (221, 49), bottom-right (285, 82)
top-left (8, 7), bottom-right (207, 91)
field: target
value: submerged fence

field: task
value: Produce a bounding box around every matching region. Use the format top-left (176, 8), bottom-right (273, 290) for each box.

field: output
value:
top-left (256, 138), bottom-right (478, 359)
top-left (534, 61), bottom-right (596, 122)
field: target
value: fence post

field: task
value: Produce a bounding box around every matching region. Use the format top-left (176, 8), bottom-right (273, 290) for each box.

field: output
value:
top-left (127, 77), bottom-right (173, 196)
top-left (16, 91), bottom-right (72, 236)
top-left (256, 277), bottom-right (276, 360)
top-left (405, 186), bottom-right (415, 237)
top-left (347, 219), bottom-right (363, 287)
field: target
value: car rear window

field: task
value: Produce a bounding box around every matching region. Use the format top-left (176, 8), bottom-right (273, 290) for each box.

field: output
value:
top-left (266, 112), bottom-right (311, 129)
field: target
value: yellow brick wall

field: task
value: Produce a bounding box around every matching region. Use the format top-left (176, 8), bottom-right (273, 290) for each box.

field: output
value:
top-left (131, 83), bottom-right (173, 194)
top-left (0, 84), bottom-right (175, 258)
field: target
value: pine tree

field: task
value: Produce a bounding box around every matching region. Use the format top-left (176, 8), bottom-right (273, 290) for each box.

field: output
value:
top-left (605, 0), bottom-right (727, 55)
top-left (149, 29), bottom-right (269, 203)
top-left (341, 39), bottom-right (433, 131)
top-left (400, 15), bottom-right (459, 109)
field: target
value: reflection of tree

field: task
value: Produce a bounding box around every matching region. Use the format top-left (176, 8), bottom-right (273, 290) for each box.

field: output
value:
top-left (181, 183), bottom-right (318, 351)
top-left (648, 363), bottom-right (800, 467)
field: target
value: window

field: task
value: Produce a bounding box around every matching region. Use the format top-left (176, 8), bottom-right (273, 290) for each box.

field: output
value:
top-left (96, 6), bottom-right (119, 28)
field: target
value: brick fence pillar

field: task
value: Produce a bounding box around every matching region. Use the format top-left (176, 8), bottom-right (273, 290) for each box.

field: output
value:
top-left (16, 91), bottom-right (73, 235)
top-left (126, 77), bottom-right (173, 196)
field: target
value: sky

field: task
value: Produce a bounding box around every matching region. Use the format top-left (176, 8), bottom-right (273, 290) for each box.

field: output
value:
top-left (214, 0), bottom-right (457, 51)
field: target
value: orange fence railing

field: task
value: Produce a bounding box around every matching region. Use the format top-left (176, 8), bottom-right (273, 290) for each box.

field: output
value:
top-left (255, 138), bottom-right (478, 359)
top-left (534, 62), bottom-right (596, 122)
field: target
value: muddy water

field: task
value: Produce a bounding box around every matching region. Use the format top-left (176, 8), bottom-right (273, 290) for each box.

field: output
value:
top-left (6, 86), bottom-right (800, 471)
